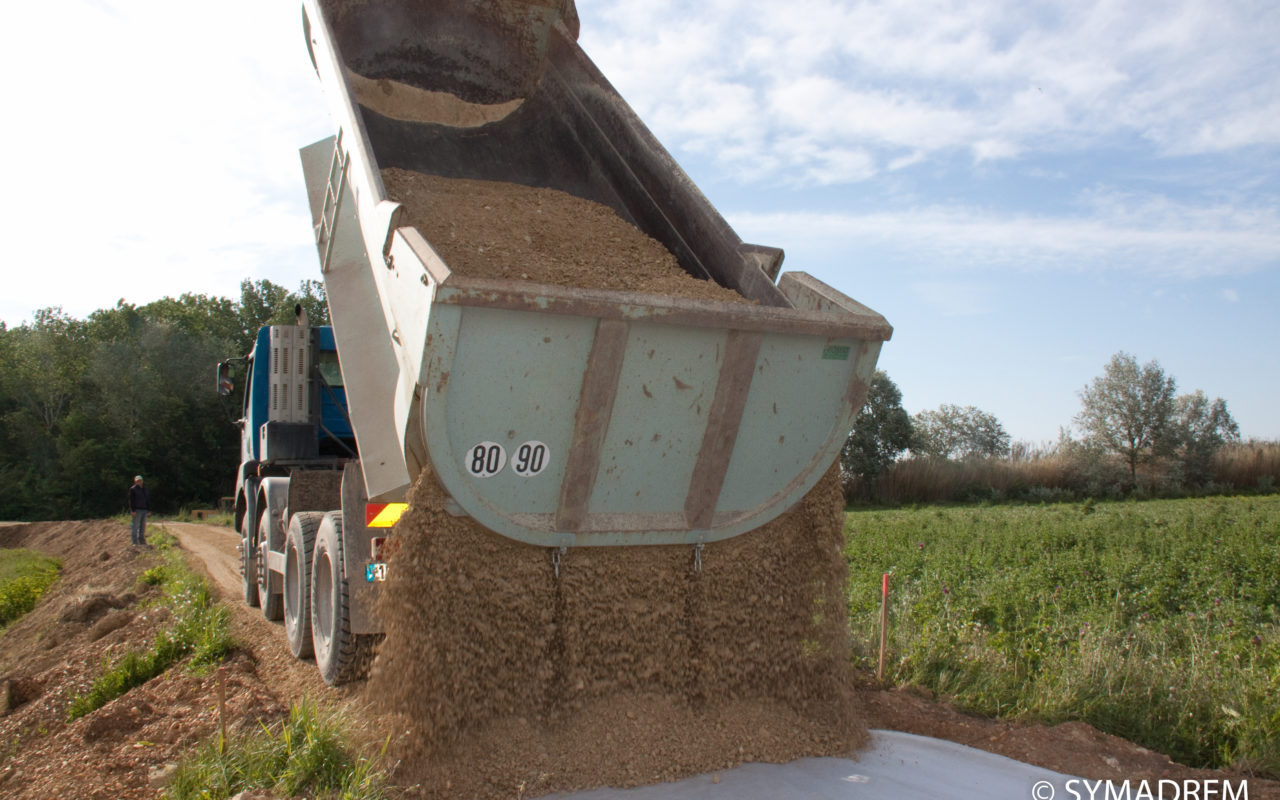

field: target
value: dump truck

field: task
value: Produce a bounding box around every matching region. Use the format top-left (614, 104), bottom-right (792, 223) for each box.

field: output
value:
top-left (219, 0), bottom-right (892, 687)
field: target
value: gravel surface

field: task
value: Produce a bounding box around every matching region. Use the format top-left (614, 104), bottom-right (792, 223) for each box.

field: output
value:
top-left (382, 169), bottom-right (752, 303)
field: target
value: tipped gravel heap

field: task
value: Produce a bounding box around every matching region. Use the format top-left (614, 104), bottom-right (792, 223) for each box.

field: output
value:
top-left (381, 168), bottom-right (751, 303)
top-left (371, 467), bottom-right (862, 798)
top-left (368, 171), bottom-right (864, 797)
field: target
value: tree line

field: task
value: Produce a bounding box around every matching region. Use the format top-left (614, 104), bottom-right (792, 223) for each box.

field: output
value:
top-left (0, 283), bottom-right (1261, 520)
top-left (0, 281), bottom-right (328, 520)
top-left (842, 352), bottom-right (1251, 503)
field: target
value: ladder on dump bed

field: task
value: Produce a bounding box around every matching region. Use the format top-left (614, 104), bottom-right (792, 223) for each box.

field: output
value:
top-left (315, 130), bottom-right (348, 274)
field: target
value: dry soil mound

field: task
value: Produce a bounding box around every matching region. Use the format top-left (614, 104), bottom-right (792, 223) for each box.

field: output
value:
top-left (0, 522), bottom-right (284, 800)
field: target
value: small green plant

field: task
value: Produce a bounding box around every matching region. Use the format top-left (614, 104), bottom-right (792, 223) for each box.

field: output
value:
top-left (0, 549), bottom-right (61, 629)
top-left (139, 564), bottom-right (169, 587)
top-left (67, 532), bottom-right (234, 720)
top-left (67, 649), bottom-right (171, 721)
top-left (166, 701), bottom-right (390, 800)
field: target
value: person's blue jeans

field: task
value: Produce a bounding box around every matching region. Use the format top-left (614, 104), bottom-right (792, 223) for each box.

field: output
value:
top-left (131, 510), bottom-right (148, 545)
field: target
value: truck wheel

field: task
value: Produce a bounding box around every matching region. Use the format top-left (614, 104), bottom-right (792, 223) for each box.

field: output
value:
top-left (257, 510), bottom-right (282, 621)
top-left (312, 511), bottom-right (370, 685)
top-left (285, 512), bottom-right (323, 659)
top-left (241, 517), bottom-right (260, 608)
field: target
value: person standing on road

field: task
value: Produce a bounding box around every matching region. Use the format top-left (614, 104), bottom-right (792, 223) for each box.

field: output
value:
top-left (128, 475), bottom-right (150, 547)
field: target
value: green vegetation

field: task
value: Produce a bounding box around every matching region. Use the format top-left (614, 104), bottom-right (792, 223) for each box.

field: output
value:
top-left (841, 370), bottom-right (913, 499)
top-left (0, 279), bottom-right (328, 521)
top-left (845, 495), bottom-right (1280, 776)
top-left (1075, 353), bottom-right (1239, 486)
top-left (913, 403), bottom-right (1011, 461)
top-left (0, 548), bottom-right (61, 629)
top-left (66, 531), bottom-right (234, 720)
top-left (166, 701), bottom-right (389, 800)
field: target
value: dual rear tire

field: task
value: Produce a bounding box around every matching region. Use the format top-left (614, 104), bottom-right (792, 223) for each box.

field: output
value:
top-left (258, 509), bottom-right (283, 621)
top-left (277, 510), bottom-right (370, 685)
top-left (284, 512), bottom-right (322, 659)
top-left (241, 514), bottom-right (260, 609)
top-left (311, 512), bottom-right (365, 686)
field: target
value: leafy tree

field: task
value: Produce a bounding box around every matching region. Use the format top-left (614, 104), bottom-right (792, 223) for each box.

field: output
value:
top-left (1172, 390), bottom-right (1239, 484)
top-left (913, 404), bottom-right (1011, 460)
top-left (1075, 352), bottom-right (1177, 483)
top-left (0, 309), bottom-right (98, 516)
top-left (84, 314), bottom-right (240, 512)
top-left (0, 279), bottom-right (319, 519)
top-left (5, 308), bottom-right (90, 435)
top-left (841, 370), bottom-right (913, 497)
top-left (140, 293), bottom-right (241, 345)
top-left (235, 279), bottom-right (330, 354)
top-left (236, 279), bottom-right (292, 352)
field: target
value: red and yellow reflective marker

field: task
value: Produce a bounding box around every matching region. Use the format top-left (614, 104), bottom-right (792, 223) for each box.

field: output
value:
top-left (365, 502), bottom-right (408, 528)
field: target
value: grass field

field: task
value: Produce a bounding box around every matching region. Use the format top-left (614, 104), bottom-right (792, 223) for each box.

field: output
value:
top-left (0, 548), bottom-right (61, 630)
top-left (844, 495), bottom-right (1280, 776)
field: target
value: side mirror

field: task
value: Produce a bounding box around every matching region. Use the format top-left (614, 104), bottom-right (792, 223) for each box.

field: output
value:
top-left (216, 362), bottom-right (234, 396)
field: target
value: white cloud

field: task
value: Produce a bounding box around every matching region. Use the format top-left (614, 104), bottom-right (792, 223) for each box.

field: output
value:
top-left (1185, 100), bottom-right (1280, 154)
top-left (729, 194), bottom-right (1280, 280)
top-left (972, 138), bottom-right (1021, 163)
top-left (578, 0), bottom-right (1280, 184)
top-left (888, 151), bottom-right (928, 171)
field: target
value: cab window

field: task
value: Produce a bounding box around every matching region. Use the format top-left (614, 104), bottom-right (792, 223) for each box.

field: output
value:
top-left (316, 350), bottom-right (343, 387)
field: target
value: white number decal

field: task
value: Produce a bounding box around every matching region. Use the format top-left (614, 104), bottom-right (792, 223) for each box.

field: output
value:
top-left (512, 441), bottom-right (550, 476)
top-left (467, 442), bottom-right (506, 477)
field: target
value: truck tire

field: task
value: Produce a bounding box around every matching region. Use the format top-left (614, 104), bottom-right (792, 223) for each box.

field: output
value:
top-left (257, 509), bottom-right (282, 621)
top-left (285, 511), bottom-right (323, 659)
top-left (241, 519), bottom-right (260, 608)
top-left (312, 511), bottom-right (372, 685)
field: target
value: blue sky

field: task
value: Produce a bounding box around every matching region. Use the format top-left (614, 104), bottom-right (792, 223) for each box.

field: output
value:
top-left (1, 0), bottom-right (1276, 444)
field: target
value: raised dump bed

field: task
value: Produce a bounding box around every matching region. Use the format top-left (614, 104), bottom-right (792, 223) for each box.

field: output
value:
top-left (299, 0), bottom-right (892, 547)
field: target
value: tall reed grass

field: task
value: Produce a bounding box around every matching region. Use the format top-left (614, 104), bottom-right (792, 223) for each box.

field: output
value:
top-left (852, 439), bottom-right (1279, 506)
top-left (1213, 440), bottom-right (1280, 493)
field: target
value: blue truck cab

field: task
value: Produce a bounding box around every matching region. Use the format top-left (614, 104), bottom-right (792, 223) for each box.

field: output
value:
top-left (218, 321), bottom-right (358, 599)
top-left (240, 324), bottom-right (353, 466)
top-left (219, 316), bottom-right (390, 688)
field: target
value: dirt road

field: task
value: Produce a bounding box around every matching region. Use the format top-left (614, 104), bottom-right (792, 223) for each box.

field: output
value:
top-left (163, 522), bottom-right (242, 597)
top-left (158, 522), bottom-right (380, 703)
top-left (160, 521), bottom-right (341, 705)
